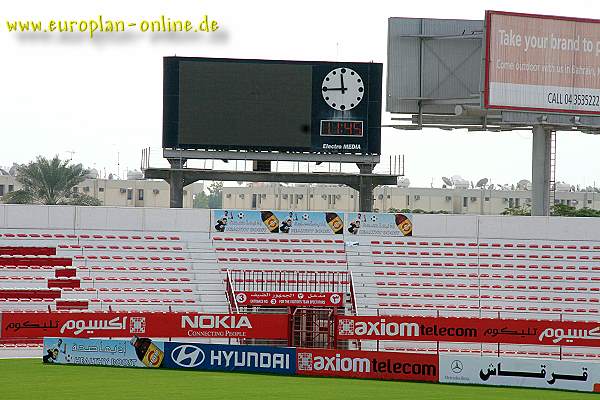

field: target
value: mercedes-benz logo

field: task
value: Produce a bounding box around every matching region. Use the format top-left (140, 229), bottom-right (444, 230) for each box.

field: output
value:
top-left (451, 360), bottom-right (463, 373)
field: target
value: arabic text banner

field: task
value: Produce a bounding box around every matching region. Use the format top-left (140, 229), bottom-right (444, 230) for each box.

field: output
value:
top-left (212, 209), bottom-right (343, 235)
top-left (2, 312), bottom-right (289, 340)
top-left (42, 337), bottom-right (164, 368)
top-left (163, 342), bottom-right (296, 374)
top-left (235, 291), bottom-right (344, 307)
top-left (336, 316), bottom-right (600, 347)
top-left (440, 354), bottom-right (600, 392)
top-left (296, 348), bottom-right (438, 382)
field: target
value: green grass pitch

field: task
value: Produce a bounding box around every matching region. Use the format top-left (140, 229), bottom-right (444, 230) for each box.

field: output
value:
top-left (0, 358), bottom-right (598, 400)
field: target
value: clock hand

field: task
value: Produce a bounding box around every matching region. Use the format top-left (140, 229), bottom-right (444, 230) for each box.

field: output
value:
top-left (340, 73), bottom-right (346, 94)
top-left (324, 87), bottom-right (344, 91)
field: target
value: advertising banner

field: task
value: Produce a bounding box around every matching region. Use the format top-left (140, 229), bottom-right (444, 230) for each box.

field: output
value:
top-left (42, 337), bottom-right (164, 368)
top-left (485, 11), bottom-right (600, 114)
top-left (2, 312), bottom-right (289, 340)
top-left (212, 209), bottom-right (343, 235)
top-left (296, 348), bottom-right (438, 382)
top-left (336, 316), bottom-right (600, 347)
top-left (440, 354), bottom-right (600, 392)
top-left (234, 291), bottom-right (344, 307)
top-left (163, 342), bottom-right (296, 374)
top-left (345, 212), bottom-right (413, 236)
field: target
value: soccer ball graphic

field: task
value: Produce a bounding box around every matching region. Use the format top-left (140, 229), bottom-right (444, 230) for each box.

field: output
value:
top-left (302, 214), bottom-right (309, 221)
top-left (238, 212), bottom-right (245, 220)
top-left (371, 215), bottom-right (378, 222)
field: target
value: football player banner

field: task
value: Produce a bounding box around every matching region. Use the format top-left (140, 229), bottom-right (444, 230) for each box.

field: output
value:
top-left (234, 291), bottom-right (344, 307)
top-left (296, 348), bottom-right (438, 382)
top-left (43, 337), bottom-right (164, 368)
top-left (345, 212), bottom-right (413, 236)
top-left (212, 209), bottom-right (344, 235)
top-left (1, 312), bottom-right (289, 339)
top-left (440, 354), bottom-right (600, 393)
top-left (336, 315), bottom-right (600, 347)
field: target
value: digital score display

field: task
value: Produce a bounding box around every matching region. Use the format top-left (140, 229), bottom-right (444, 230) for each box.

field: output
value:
top-left (163, 57), bottom-right (382, 154)
top-left (320, 120), bottom-right (363, 137)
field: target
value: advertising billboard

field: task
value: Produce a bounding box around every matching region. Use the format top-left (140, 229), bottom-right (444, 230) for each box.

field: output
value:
top-left (234, 291), bottom-right (344, 307)
top-left (42, 337), bottom-right (164, 368)
top-left (163, 342), bottom-right (296, 374)
top-left (2, 312), bottom-right (289, 340)
top-left (440, 354), bottom-right (600, 392)
top-left (296, 348), bottom-right (438, 382)
top-left (485, 10), bottom-right (600, 114)
top-left (345, 212), bottom-right (413, 236)
top-left (336, 315), bottom-right (600, 347)
top-left (163, 57), bottom-right (382, 154)
top-left (212, 210), bottom-right (344, 235)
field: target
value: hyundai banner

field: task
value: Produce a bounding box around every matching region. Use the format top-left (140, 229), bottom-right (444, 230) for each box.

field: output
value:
top-left (235, 291), bottom-right (344, 307)
top-left (212, 209), bottom-right (344, 235)
top-left (42, 337), bottom-right (164, 368)
top-left (2, 312), bottom-right (289, 340)
top-left (336, 316), bottom-right (600, 347)
top-left (163, 342), bottom-right (296, 374)
top-left (440, 354), bottom-right (600, 392)
top-left (296, 348), bottom-right (438, 382)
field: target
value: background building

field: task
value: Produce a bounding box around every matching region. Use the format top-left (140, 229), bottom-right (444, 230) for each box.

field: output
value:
top-left (0, 173), bottom-right (204, 208)
top-left (223, 183), bottom-right (600, 214)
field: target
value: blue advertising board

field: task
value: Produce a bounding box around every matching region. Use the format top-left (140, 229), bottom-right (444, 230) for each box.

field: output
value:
top-left (42, 337), bottom-right (164, 368)
top-left (163, 342), bottom-right (296, 374)
top-left (212, 209), bottom-right (343, 235)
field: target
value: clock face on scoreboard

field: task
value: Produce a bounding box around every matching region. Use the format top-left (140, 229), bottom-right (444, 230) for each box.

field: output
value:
top-left (321, 68), bottom-right (364, 111)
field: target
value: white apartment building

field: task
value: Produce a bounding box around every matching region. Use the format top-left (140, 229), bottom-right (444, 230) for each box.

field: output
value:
top-left (222, 184), bottom-right (600, 215)
top-left (0, 175), bottom-right (203, 208)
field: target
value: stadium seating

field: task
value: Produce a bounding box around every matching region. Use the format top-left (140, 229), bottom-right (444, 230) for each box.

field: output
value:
top-left (2, 206), bottom-right (600, 358)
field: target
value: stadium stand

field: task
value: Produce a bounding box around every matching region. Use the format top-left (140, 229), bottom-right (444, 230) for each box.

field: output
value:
top-left (1, 205), bottom-right (600, 359)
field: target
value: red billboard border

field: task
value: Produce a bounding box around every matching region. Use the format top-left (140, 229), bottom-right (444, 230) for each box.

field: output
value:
top-left (483, 10), bottom-right (600, 115)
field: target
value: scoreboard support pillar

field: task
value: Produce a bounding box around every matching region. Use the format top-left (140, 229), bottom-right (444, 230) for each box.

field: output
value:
top-left (357, 163), bottom-right (376, 212)
top-left (531, 125), bottom-right (552, 216)
top-left (168, 158), bottom-right (187, 208)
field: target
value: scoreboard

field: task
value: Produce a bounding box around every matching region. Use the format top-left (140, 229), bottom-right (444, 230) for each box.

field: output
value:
top-left (162, 57), bottom-right (382, 154)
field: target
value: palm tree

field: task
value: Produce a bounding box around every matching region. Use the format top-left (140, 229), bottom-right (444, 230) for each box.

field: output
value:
top-left (2, 156), bottom-right (101, 206)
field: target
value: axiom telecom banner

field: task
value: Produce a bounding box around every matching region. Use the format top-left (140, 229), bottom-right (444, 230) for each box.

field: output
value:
top-left (440, 354), bottom-right (600, 392)
top-left (336, 316), bottom-right (600, 347)
top-left (43, 337), bottom-right (164, 368)
top-left (234, 291), bottom-right (344, 307)
top-left (212, 209), bottom-right (343, 234)
top-left (2, 312), bottom-right (289, 339)
top-left (485, 11), bottom-right (600, 114)
top-left (296, 348), bottom-right (437, 382)
top-left (163, 342), bottom-right (296, 374)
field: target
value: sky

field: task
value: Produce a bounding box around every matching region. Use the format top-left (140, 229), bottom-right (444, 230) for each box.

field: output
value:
top-left (2, 0), bottom-right (600, 189)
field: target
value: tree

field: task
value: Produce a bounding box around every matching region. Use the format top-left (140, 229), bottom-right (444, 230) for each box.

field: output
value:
top-left (552, 204), bottom-right (600, 217)
top-left (193, 181), bottom-right (223, 209)
top-left (501, 205), bottom-right (531, 216)
top-left (207, 181), bottom-right (223, 209)
top-left (388, 207), bottom-right (449, 214)
top-left (193, 191), bottom-right (209, 208)
top-left (2, 156), bottom-right (101, 206)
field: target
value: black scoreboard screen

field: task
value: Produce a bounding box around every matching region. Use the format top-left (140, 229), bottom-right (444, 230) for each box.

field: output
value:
top-left (163, 57), bottom-right (382, 154)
